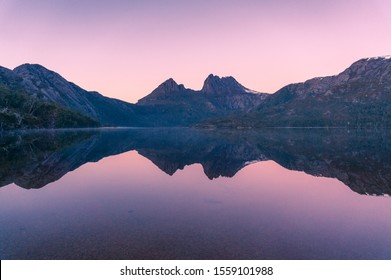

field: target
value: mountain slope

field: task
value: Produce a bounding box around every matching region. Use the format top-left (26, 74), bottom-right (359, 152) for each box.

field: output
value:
top-left (0, 85), bottom-right (99, 130)
top-left (13, 64), bottom-right (145, 126)
top-left (198, 56), bottom-right (391, 128)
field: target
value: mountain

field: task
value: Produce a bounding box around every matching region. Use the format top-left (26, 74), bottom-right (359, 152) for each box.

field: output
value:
top-left (201, 74), bottom-right (259, 95)
top-left (138, 78), bottom-right (195, 104)
top-left (13, 64), bottom-right (146, 126)
top-left (2, 56), bottom-right (391, 130)
top-left (139, 74), bottom-right (267, 109)
top-left (201, 74), bottom-right (269, 111)
top-left (1, 63), bottom-right (268, 129)
top-left (137, 74), bottom-right (268, 126)
top-left (0, 67), bottom-right (99, 130)
top-left (0, 64), bottom-right (151, 128)
top-left (198, 56), bottom-right (391, 128)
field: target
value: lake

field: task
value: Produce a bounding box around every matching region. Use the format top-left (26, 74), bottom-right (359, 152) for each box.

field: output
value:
top-left (0, 128), bottom-right (390, 259)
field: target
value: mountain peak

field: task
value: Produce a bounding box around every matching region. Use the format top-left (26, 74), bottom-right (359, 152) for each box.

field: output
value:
top-left (364, 55), bottom-right (391, 61)
top-left (13, 63), bottom-right (65, 85)
top-left (14, 63), bottom-right (47, 70)
top-left (334, 55), bottom-right (391, 84)
top-left (348, 55), bottom-right (391, 68)
top-left (164, 77), bottom-right (177, 84)
top-left (204, 73), bottom-right (235, 83)
top-left (201, 74), bottom-right (255, 95)
top-left (137, 78), bottom-right (187, 104)
top-left (13, 63), bottom-right (55, 76)
top-left (151, 78), bottom-right (185, 95)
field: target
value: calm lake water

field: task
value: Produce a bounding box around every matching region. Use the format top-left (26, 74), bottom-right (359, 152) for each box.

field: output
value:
top-left (0, 128), bottom-right (390, 259)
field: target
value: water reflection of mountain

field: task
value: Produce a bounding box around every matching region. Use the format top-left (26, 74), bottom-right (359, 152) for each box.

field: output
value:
top-left (0, 128), bottom-right (390, 196)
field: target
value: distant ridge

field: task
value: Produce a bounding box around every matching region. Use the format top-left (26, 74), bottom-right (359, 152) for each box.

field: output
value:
top-left (198, 55), bottom-right (391, 128)
top-left (1, 55), bottom-right (391, 130)
top-left (138, 73), bottom-right (266, 103)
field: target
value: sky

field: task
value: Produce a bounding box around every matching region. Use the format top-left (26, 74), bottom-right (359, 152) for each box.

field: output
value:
top-left (0, 0), bottom-right (390, 103)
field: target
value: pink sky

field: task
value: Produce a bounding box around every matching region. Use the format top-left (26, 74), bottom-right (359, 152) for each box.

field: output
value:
top-left (0, 0), bottom-right (390, 103)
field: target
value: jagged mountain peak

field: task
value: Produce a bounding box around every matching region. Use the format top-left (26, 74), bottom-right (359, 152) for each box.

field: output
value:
top-left (138, 73), bottom-right (266, 109)
top-left (332, 55), bottom-right (391, 85)
top-left (364, 55), bottom-right (391, 61)
top-left (205, 73), bottom-right (235, 79)
top-left (348, 55), bottom-right (391, 68)
top-left (201, 73), bottom-right (258, 95)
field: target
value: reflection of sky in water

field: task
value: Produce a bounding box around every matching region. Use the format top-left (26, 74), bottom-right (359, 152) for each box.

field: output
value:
top-left (0, 150), bottom-right (391, 259)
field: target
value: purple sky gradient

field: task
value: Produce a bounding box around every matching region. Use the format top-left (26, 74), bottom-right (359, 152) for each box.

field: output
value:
top-left (1, 0), bottom-right (390, 102)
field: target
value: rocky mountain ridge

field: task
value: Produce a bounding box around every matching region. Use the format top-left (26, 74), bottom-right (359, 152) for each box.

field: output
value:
top-left (138, 73), bottom-right (268, 110)
top-left (1, 55), bottom-right (391, 129)
top-left (199, 56), bottom-right (391, 128)
top-left (1, 64), bottom-right (269, 128)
